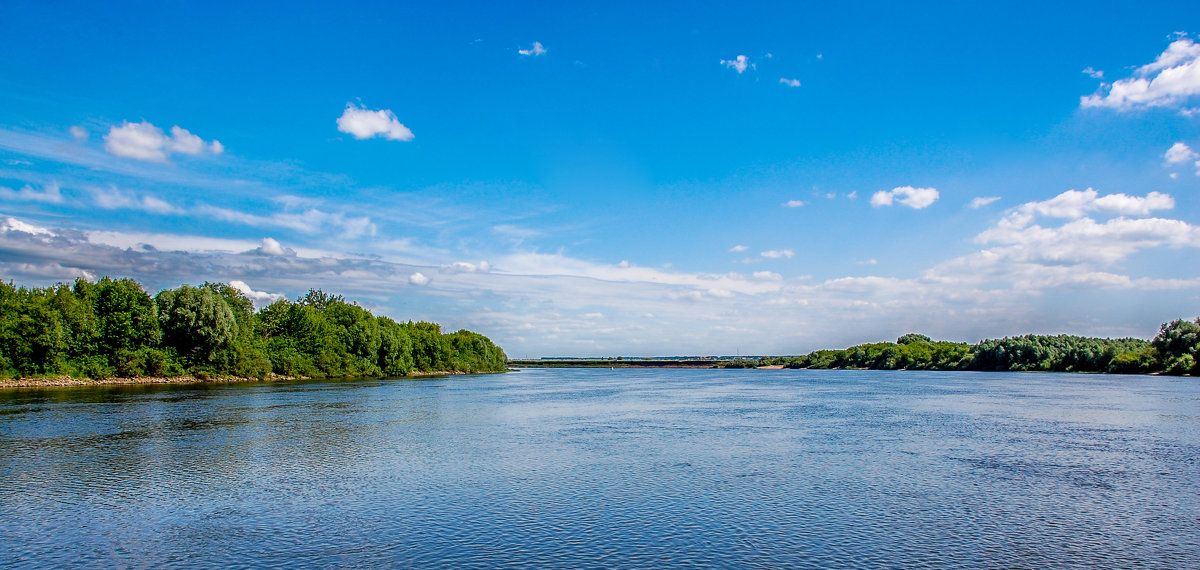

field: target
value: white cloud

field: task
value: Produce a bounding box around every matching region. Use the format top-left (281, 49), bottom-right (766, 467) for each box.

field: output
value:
top-left (197, 204), bottom-right (376, 238)
top-left (229, 280), bottom-right (285, 307)
top-left (255, 237), bottom-right (295, 256)
top-left (871, 186), bottom-right (939, 209)
top-left (1081, 38), bottom-right (1200, 110)
top-left (1082, 66), bottom-right (1104, 79)
top-left (442, 260), bottom-right (491, 273)
top-left (995, 188), bottom-right (1174, 225)
top-left (0, 215), bottom-right (54, 236)
top-left (753, 271), bottom-right (782, 280)
top-left (408, 272), bottom-right (430, 286)
top-left (847, 191), bottom-right (858, 200)
top-left (967, 196), bottom-right (1001, 209)
top-left (518, 41), bottom-right (547, 56)
top-left (784, 199), bottom-right (805, 207)
top-left (0, 182), bottom-right (63, 204)
top-left (857, 259), bottom-right (878, 265)
top-left (103, 121), bottom-right (222, 162)
top-left (336, 104), bottom-right (414, 141)
top-left (729, 245), bottom-right (749, 252)
top-left (779, 77), bottom-right (801, 87)
top-left (69, 126), bottom-right (88, 141)
top-left (1164, 142), bottom-right (1198, 164)
top-left (761, 249), bottom-right (794, 259)
top-left (89, 185), bottom-right (180, 214)
top-left (721, 55), bottom-right (752, 73)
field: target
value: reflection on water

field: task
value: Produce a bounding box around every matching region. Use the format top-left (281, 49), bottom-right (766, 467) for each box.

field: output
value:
top-left (1, 370), bottom-right (1197, 568)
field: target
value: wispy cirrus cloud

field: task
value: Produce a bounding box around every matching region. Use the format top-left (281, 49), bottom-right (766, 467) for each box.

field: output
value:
top-left (0, 181), bottom-right (63, 204)
top-left (518, 41), bottom-right (547, 56)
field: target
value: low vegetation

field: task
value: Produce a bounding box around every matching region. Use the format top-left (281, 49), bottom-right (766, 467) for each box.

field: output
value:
top-left (761, 319), bottom-right (1199, 375)
top-left (0, 278), bottom-right (508, 380)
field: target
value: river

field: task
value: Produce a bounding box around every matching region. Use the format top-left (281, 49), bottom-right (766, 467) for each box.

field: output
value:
top-left (1, 369), bottom-right (1197, 568)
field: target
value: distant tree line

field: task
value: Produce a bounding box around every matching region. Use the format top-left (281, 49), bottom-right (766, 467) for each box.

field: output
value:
top-left (758, 319), bottom-right (1200, 375)
top-left (0, 278), bottom-right (508, 380)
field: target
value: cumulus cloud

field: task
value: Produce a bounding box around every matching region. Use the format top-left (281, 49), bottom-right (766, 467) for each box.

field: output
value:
top-left (779, 77), bottom-right (801, 87)
top-left (870, 186), bottom-right (939, 209)
top-left (518, 41), bottom-right (547, 56)
top-left (69, 126), bottom-right (88, 141)
top-left (1082, 66), bottom-right (1104, 79)
top-left (994, 188), bottom-right (1174, 226)
top-left (729, 245), bottom-right (749, 252)
top-left (967, 196), bottom-right (1001, 209)
top-left (408, 272), bottom-right (430, 286)
top-left (336, 104), bottom-right (414, 141)
top-left (89, 185), bottom-right (180, 214)
top-left (1164, 142), bottom-right (1198, 164)
top-left (761, 249), bottom-right (794, 259)
top-left (254, 237), bottom-right (296, 257)
top-left (1081, 38), bottom-right (1200, 110)
top-left (784, 199), bottom-right (805, 207)
top-left (229, 280), bottom-right (285, 306)
top-left (721, 55), bottom-right (752, 73)
top-left (103, 121), bottom-right (223, 162)
top-left (0, 182), bottom-right (63, 204)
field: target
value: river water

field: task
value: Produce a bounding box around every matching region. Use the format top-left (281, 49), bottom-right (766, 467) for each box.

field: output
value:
top-left (0, 369), bottom-right (1196, 568)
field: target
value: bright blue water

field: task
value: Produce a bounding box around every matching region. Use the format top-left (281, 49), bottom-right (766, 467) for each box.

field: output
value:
top-left (0, 369), bottom-right (1197, 568)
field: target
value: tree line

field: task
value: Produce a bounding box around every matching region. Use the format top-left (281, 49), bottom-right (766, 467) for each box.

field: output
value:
top-left (757, 321), bottom-right (1199, 375)
top-left (0, 277), bottom-right (508, 380)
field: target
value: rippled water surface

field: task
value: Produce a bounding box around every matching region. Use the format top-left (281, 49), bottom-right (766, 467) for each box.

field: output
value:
top-left (1, 369), bottom-right (1197, 568)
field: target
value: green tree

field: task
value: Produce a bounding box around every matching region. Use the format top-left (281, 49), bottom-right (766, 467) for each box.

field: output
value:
top-left (156, 285), bottom-right (238, 365)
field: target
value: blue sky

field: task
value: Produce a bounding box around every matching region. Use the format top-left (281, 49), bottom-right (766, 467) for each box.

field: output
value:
top-left (1, 1), bottom-right (1198, 357)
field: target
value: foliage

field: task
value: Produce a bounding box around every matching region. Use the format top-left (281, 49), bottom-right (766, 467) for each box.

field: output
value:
top-left (779, 326), bottom-right (1196, 376)
top-left (0, 278), bottom-right (507, 380)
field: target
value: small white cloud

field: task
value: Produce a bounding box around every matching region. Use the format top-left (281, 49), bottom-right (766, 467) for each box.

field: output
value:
top-left (967, 196), bottom-right (1001, 209)
top-left (721, 55), bottom-right (752, 73)
top-left (816, 53), bottom-right (823, 60)
top-left (582, 312), bottom-right (604, 319)
top-left (761, 249), bottom-right (794, 259)
top-left (1164, 142), bottom-right (1198, 164)
top-left (69, 126), bottom-right (88, 141)
top-left (229, 280), bottom-right (285, 307)
top-left (871, 186), bottom-right (939, 209)
top-left (336, 104), bottom-right (414, 141)
top-left (518, 41), bottom-right (547, 56)
top-left (847, 191), bottom-right (858, 200)
top-left (0, 182), bottom-right (63, 204)
top-left (779, 77), bottom-right (801, 87)
top-left (1170, 172), bottom-right (1180, 179)
top-left (729, 245), bottom-right (749, 253)
top-left (1006, 188), bottom-right (1174, 220)
top-left (210, 140), bottom-right (224, 155)
top-left (103, 120), bottom-right (222, 162)
top-left (857, 258), bottom-right (878, 265)
top-left (409, 272), bottom-right (430, 286)
top-left (1081, 38), bottom-right (1200, 110)
top-left (752, 271), bottom-right (782, 280)
top-left (1082, 66), bottom-right (1104, 79)
top-left (784, 199), bottom-right (805, 207)
top-left (256, 237), bottom-right (294, 256)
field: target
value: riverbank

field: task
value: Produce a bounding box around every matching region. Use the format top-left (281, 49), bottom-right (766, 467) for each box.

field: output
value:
top-left (0, 370), bottom-right (483, 389)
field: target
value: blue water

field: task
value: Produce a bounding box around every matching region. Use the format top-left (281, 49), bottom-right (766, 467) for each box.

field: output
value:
top-left (0, 369), bottom-right (1197, 568)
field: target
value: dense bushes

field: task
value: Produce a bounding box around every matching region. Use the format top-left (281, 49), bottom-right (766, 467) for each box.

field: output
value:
top-left (769, 323), bottom-right (1199, 375)
top-left (0, 277), bottom-right (508, 380)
